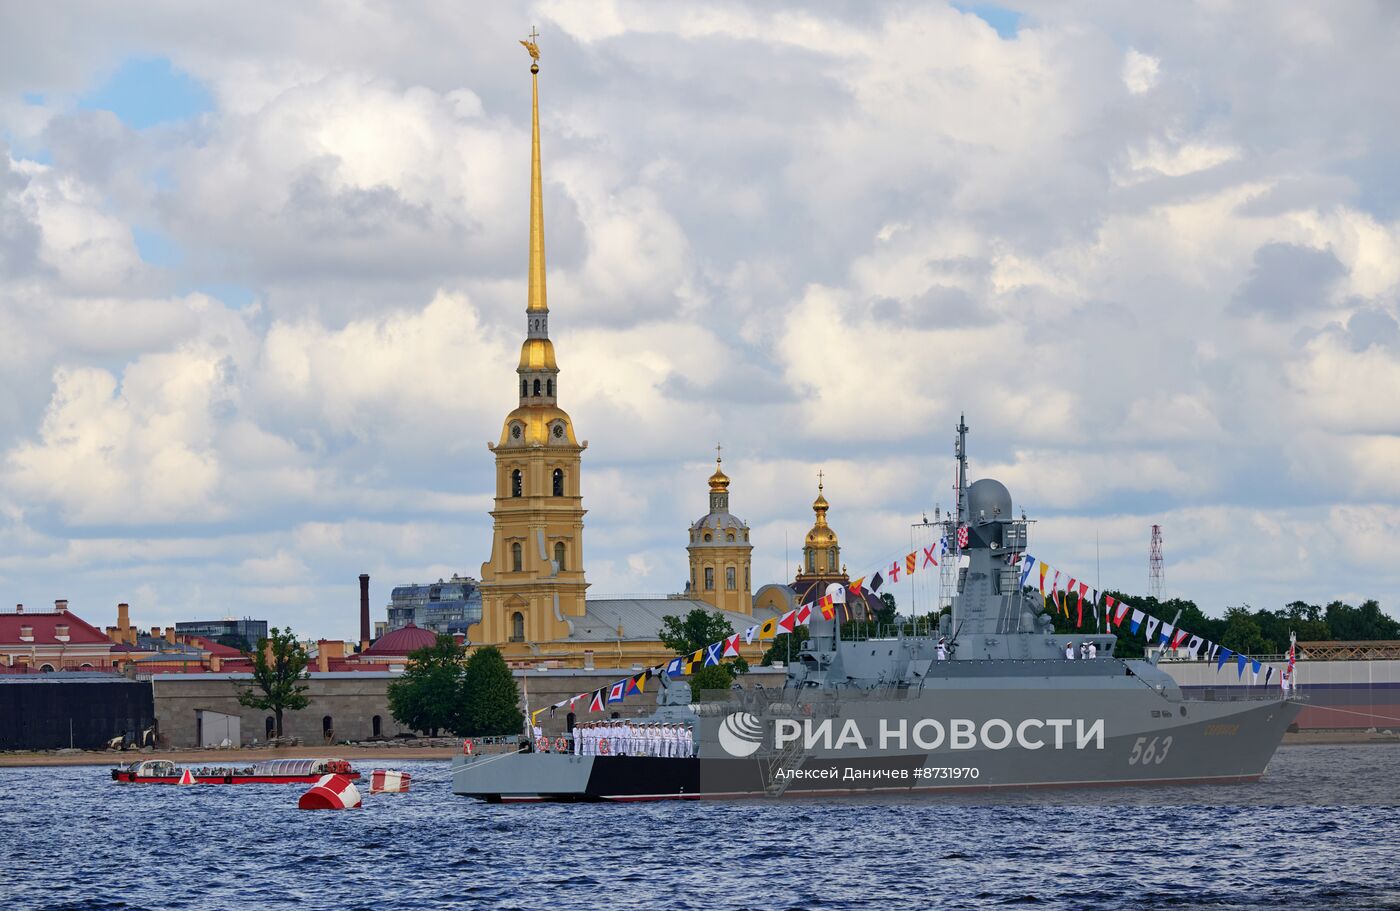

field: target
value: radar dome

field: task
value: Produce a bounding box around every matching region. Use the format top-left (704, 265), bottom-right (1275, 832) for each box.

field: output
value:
top-left (967, 478), bottom-right (1013, 525)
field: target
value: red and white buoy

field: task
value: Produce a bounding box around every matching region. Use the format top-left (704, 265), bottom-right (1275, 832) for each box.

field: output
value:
top-left (177, 768), bottom-right (196, 785)
top-left (368, 769), bottom-right (411, 794)
top-left (297, 773), bottom-right (362, 810)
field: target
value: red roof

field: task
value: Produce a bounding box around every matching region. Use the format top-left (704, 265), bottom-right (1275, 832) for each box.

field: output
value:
top-left (0, 610), bottom-right (113, 646)
top-left (363, 622), bottom-right (437, 656)
top-left (184, 635), bottom-right (244, 658)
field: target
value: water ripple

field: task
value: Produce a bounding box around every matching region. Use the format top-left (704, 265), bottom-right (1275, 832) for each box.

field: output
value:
top-left (3, 747), bottom-right (1399, 910)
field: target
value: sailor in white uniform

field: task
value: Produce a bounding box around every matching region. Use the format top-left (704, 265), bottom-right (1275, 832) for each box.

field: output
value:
top-left (1064, 642), bottom-right (1075, 660)
top-left (1087, 641), bottom-right (1098, 659)
top-left (936, 637), bottom-right (947, 661)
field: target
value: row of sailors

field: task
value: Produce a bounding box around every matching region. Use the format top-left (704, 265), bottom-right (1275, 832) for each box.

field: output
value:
top-left (573, 721), bottom-right (694, 758)
top-left (1065, 641), bottom-right (1099, 659)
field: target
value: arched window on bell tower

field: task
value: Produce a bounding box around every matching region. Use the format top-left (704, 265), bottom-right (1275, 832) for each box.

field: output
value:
top-left (511, 469), bottom-right (523, 497)
top-left (547, 378), bottom-right (554, 397)
top-left (552, 468), bottom-right (564, 496)
top-left (511, 542), bottom-right (523, 573)
top-left (533, 378), bottom-right (542, 396)
top-left (511, 612), bottom-right (525, 642)
top-left (554, 541), bottom-right (566, 570)
top-left (521, 379), bottom-right (527, 398)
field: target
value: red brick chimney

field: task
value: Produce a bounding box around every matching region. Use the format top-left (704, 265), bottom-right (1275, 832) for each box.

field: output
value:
top-left (359, 573), bottom-right (371, 651)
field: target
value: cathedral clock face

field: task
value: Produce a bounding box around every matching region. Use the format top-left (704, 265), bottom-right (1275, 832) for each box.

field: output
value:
top-left (553, 424), bottom-right (564, 439)
top-left (511, 425), bottom-right (522, 439)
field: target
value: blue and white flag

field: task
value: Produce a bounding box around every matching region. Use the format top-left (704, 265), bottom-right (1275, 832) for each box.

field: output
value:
top-left (1144, 616), bottom-right (1161, 644)
top-left (665, 657), bottom-right (684, 678)
top-left (1236, 654), bottom-right (1248, 679)
top-left (743, 625), bottom-right (758, 645)
top-left (704, 642), bottom-right (723, 666)
top-left (1216, 647), bottom-right (1234, 671)
top-left (1250, 658), bottom-right (1262, 684)
top-left (1019, 556), bottom-right (1036, 590)
top-left (1157, 622), bottom-right (1174, 648)
top-left (1130, 609), bottom-right (1145, 634)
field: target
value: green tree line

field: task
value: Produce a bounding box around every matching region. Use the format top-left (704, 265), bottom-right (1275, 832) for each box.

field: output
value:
top-left (1041, 593), bottom-right (1400, 659)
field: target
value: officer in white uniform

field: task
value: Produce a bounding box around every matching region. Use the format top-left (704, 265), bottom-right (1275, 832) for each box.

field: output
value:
top-left (1087, 641), bottom-right (1098, 659)
top-left (1064, 642), bottom-right (1075, 660)
top-left (936, 637), bottom-right (947, 661)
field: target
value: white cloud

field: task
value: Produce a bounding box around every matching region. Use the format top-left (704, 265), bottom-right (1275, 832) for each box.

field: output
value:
top-left (1122, 48), bottom-right (1160, 94)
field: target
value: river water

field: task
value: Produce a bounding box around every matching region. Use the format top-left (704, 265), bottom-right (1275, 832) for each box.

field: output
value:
top-left (4, 744), bottom-right (1399, 911)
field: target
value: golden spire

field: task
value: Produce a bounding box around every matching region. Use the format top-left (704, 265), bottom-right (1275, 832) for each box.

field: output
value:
top-left (812, 469), bottom-right (829, 521)
top-left (709, 442), bottom-right (730, 492)
top-left (525, 27), bottom-right (547, 315)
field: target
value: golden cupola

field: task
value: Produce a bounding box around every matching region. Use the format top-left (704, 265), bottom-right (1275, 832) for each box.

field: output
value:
top-left (798, 472), bottom-right (841, 578)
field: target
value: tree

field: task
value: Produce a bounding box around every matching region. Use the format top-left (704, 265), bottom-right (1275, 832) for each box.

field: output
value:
top-left (689, 663), bottom-right (736, 701)
top-left (460, 646), bottom-right (524, 737)
top-left (1325, 599), bottom-right (1400, 641)
top-left (1219, 607), bottom-right (1270, 657)
top-left (877, 593), bottom-right (898, 624)
top-left (659, 608), bottom-right (748, 674)
top-left (387, 634), bottom-right (467, 737)
top-left (236, 627), bottom-right (310, 738)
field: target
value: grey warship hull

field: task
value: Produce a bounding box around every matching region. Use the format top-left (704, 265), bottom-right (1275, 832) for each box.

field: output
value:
top-left (453, 680), bottom-right (1300, 802)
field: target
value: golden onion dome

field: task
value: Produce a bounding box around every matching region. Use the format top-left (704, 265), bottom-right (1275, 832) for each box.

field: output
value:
top-left (708, 457), bottom-right (730, 492)
top-left (804, 475), bottom-right (838, 548)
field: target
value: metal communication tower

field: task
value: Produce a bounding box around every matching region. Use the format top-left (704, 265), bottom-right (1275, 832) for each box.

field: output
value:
top-left (1149, 524), bottom-right (1164, 600)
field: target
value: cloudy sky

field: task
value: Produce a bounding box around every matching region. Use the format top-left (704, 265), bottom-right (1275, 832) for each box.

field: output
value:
top-left (2, 1), bottom-right (1398, 638)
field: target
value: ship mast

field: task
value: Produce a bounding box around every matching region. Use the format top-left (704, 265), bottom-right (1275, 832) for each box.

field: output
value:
top-left (955, 414), bottom-right (969, 526)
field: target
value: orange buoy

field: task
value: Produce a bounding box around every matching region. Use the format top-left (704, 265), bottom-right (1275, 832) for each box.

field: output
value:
top-left (368, 769), bottom-right (411, 794)
top-left (297, 773), bottom-right (362, 810)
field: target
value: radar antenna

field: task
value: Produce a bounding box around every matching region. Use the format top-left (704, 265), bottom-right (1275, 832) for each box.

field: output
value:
top-left (1149, 524), bottom-right (1165, 600)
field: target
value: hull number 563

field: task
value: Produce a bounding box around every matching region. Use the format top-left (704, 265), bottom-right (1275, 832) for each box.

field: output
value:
top-left (1128, 735), bottom-right (1173, 765)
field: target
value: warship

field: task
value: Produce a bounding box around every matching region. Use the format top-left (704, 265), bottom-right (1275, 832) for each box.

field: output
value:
top-left (453, 418), bottom-right (1301, 802)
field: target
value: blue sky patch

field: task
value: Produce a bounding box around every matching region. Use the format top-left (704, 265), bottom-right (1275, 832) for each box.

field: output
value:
top-left (132, 226), bottom-right (182, 268)
top-left (185, 283), bottom-right (257, 308)
top-left (78, 57), bottom-right (213, 129)
top-left (953, 3), bottom-right (1022, 39)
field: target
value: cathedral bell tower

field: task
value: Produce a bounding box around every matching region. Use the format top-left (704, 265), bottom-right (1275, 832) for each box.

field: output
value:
top-left (686, 448), bottom-right (754, 615)
top-left (473, 34), bottom-right (589, 654)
